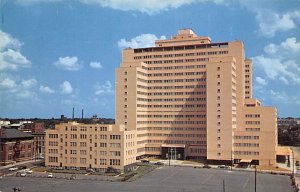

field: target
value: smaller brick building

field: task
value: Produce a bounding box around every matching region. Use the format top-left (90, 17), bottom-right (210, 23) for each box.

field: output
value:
top-left (0, 128), bottom-right (34, 165)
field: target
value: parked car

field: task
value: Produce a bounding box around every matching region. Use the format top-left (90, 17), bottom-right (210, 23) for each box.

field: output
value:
top-left (47, 173), bottom-right (53, 178)
top-left (87, 168), bottom-right (96, 173)
top-left (218, 165), bottom-right (229, 169)
top-left (202, 164), bottom-right (211, 169)
top-left (24, 169), bottom-right (33, 174)
top-left (18, 166), bottom-right (27, 170)
top-left (141, 159), bottom-right (150, 163)
top-left (20, 172), bottom-right (27, 177)
top-left (154, 162), bottom-right (164, 166)
top-left (9, 167), bottom-right (18, 171)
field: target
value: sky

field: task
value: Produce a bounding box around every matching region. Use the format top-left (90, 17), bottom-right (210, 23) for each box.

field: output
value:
top-left (0, 0), bottom-right (299, 119)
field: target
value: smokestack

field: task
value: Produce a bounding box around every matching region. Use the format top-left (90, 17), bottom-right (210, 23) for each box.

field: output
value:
top-left (72, 107), bottom-right (74, 119)
top-left (81, 109), bottom-right (83, 119)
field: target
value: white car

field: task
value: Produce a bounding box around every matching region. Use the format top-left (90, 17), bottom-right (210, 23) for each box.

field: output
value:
top-left (20, 172), bottom-right (27, 177)
top-left (24, 169), bottom-right (33, 174)
top-left (47, 173), bottom-right (53, 178)
top-left (8, 167), bottom-right (18, 171)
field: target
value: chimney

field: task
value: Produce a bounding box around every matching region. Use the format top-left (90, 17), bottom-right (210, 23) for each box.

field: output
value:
top-left (72, 107), bottom-right (74, 119)
top-left (81, 109), bottom-right (83, 119)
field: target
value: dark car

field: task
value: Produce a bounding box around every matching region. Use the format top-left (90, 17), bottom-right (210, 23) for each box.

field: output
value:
top-left (18, 166), bottom-right (27, 170)
top-left (218, 165), bottom-right (229, 169)
top-left (141, 159), bottom-right (150, 163)
top-left (154, 162), bottom-right (164, 166)
top-left (203, 164), bottom-right (211, 168)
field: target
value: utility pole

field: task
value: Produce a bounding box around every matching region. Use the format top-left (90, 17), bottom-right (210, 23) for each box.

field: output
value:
top-left (223, 179), bottom-right (225, 192)
top-left (231, 150), bottom-right (233, 171)
top-left (168, 148), bottom-right (171, 166)
top-left (292, 150), bottom-right (295, 178)
top-left (254, 166), bottom-right (257, 192)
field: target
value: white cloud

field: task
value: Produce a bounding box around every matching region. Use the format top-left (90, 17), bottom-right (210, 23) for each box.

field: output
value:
top-left (253, 37), bottom-right (300, 85)
top-left (269, 90), bottom-right (288, 102)
top-left (80, 0), bottom-right (198, 14)
top-left (256, 11), bottom-right (299, 38)
top-left (53, 56), bottom-right (82, 71)
top-left (255, 76), bottom-right (267, 86)
top-left (94, 81), bottom-right (113, 95)
top-left (0, 78), bottom-right (17, 89)
top-left (89, 61), bottom-right (102, 69)
top-left (60, 81), bottom-right (73, 94)
top-left (21, 78), bottom-right (37, 88)
top-left (39, 85), bottom-right (55, 94)
top-left (0, 76), bottom-right (38, 99)
top-left (118, 34), bottom-right (166, 49)
top-left (15, 0), bottom-right (63, 5)
top-left (0, 30), bottom-right (31, 70)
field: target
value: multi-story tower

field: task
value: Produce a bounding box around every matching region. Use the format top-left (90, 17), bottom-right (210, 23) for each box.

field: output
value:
top-left (116, 29), bottom-right (277, 166)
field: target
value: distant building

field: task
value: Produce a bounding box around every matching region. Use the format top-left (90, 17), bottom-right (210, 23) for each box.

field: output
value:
top-left (0, 128), bottom-right (34, 165)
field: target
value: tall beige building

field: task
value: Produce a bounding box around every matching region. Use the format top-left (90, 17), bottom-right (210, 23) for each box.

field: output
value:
top-left (116, 29), bottom-right (277, 166)
top-left (46, 29), bottom-right (277, 172)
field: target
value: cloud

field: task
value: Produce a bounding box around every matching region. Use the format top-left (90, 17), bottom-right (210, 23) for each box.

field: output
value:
top-left (60, 81), bottom-right (73, 94)
top-left (269, 90), bottom-right (288, 102)
top-left (253, 37), bottom-right (300, 85)
top-left (39, 85), bottom-right (55, 94)
top-left (15, 0), bottom-right (63, 6)
top-left (0, 76), bottom-right (37, 99)
top-left (53, 56), bottom-right (82, 71)
top-left (0, 30), bottom-right (31, 70)
top-left (21, 78), bottom-right (37, 88)
top-left (89, 61), bottom-right (102, 69)
top-left (255, 76), bottom-right (267, 86)
top-left (94, 81), bottom-right (113, 95)
top-left (118, 34), bottom-right (166, 49)
top-left (0, 78), bottom-right (17, 89)
top-left (255, 11), bottom-right (299, 38)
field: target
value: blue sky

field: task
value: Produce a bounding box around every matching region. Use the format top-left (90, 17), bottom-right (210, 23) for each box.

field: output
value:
top-left (0, 0), bottom-right (299, 118)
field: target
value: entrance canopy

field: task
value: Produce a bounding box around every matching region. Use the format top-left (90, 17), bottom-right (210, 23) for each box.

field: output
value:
top-left (240, 159), bottom-right (252, 163)
top-left (161, 144), bottom-right (185, 148)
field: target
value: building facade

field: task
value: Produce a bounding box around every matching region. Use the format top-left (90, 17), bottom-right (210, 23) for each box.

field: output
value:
top-left (116, 29), bottom-right (277, 166)
top-left (45, 122), bottom-right (136, 172)
top-left (0, 128), bottom-right (34, 165)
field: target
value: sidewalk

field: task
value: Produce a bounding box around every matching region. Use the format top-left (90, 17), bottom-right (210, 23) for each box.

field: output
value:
top-left (0, 159), bottom-right (43, 170)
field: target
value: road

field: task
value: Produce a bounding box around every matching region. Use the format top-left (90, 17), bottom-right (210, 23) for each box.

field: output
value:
top-left (0, 166), bottom-right (294, 192)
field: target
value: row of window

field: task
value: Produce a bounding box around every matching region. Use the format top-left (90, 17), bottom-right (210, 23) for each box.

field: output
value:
top-left (147, 133), bottom-right (206, 137)
top-left (137, 97), bottom-right (206, 102)
top-left (137, 114), bottom-right (206, 118)
top-left (65, 126), bottom-right (108, 132)
top-left (234, 143), bottom-right (259, 147)
top-left (136, 91), bottom-right (207, 97)
top-left (143, 58), bottom-right (209, 64)
top-left (146, 127), bottom-right (206, 131)
top-left (146, 78), bottom-right (206, 83)
top-left (137, 121), bottom-right (206, 125)
top-left (144, 64), bottom-right (206, 70)
top-left (136, 104), bottom-right (206, 109)
top-left (148, 71), bottom-right (206, 77)
top-left (133, 43), bottom-right (228, 53)
top-left (137, 85), bottom-right (206, 90)
top-left (134, 50), bottom-right (228, 59)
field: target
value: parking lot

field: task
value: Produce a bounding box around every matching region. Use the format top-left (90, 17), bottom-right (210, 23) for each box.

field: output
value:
top-left (0, 166), bottom-right (294, 192)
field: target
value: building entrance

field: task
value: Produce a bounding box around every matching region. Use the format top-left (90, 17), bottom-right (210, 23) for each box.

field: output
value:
top-left (161, 146), bottom-right (185, 160)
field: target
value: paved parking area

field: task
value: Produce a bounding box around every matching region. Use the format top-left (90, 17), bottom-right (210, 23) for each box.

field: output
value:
top-left (0, 166), bottom-right (294, 192)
